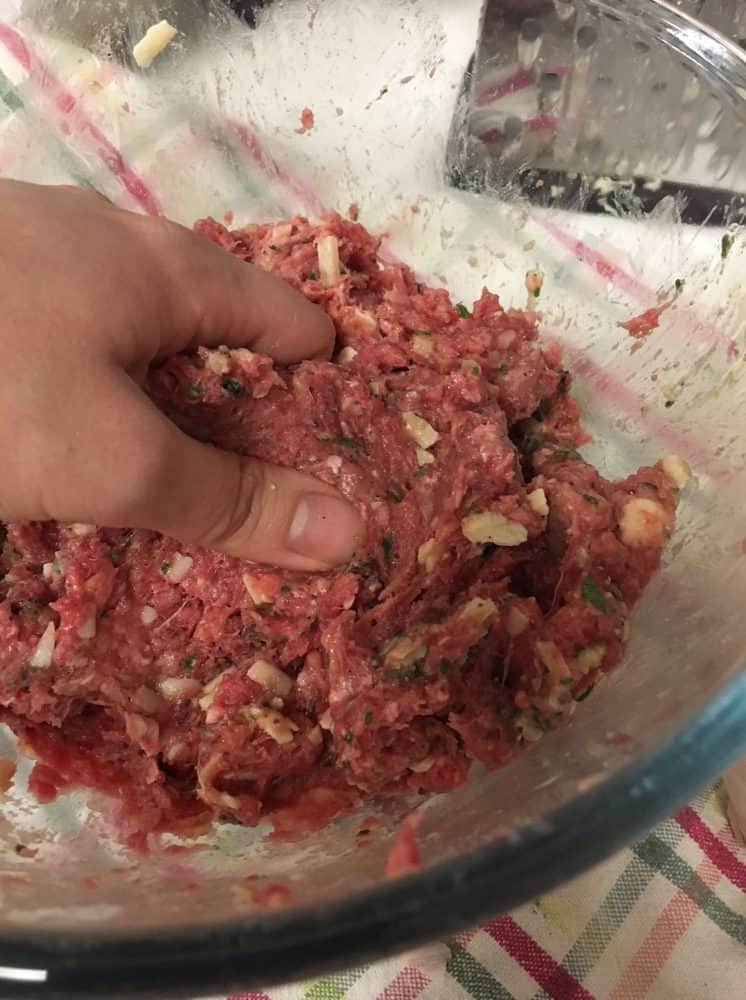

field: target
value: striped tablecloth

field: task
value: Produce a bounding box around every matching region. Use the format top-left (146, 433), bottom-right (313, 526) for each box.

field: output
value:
top-left (221, 783), bottom-right (745, 1000)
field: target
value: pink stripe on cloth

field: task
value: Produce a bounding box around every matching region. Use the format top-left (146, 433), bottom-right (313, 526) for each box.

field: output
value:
top-left (534, 216), bottom-right (650, 303)
top-left (675, 806), bottom-right (746, 892)
top-left (377, 965), bottom-right (429, 1000)
top-left (228, 993), bottom-right (270, 1000)
top-left (0, 22), bottom-right (162, 216)
top-left (228, 119), bottom-right (326, 217)
top-left (484, 915), bottom-right (596, 1000)
top-left (607, 827), bottom-right (727, 1000)
top-left (546, 336), bottom-right (732, 483)
top-left (535, 216), bottom-right (739, 359)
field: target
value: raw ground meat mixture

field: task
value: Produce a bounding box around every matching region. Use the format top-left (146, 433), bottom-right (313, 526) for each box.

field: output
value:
top-left (0, 213), bottom-right (687, 848)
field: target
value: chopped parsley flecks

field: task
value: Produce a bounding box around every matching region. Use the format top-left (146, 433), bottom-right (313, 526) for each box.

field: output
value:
top-left (320, 435), bottom-right (361, 454)
top-left (721, 233), bottom-right (734, 259)
top-left (382, 534), bottom-right (395, 565)
top-left (221, 378), bottom-right (245, 399)
top-left (349, 558), bottom-right (376, 577)
top-left (456, 303), bottom-right (472, 319)
top-left (581, 575), bottom-right (608, 614)
top-left (185, 381), bottom-right (203, 401)
top-left (183, 653), bottom-right (197, 672)
top-left (523, 432), bottom-right (545, 455)
top-left (553, 446), bottom-right (582, 461)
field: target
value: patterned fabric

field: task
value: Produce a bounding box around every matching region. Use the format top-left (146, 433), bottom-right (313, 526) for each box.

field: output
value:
top-left (222, 785), bottom-right (744, 1000)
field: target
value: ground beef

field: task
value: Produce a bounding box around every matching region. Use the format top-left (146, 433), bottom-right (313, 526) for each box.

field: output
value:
top-left (0, 213), bottom-right (684, 848)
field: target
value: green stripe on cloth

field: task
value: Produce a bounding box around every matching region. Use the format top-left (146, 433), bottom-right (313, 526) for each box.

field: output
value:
top-left (0, 64), bottom-right (96, 190)
top-left (303, 966), bottom-right (366, 1000)
top-left (634, 835), bottom-right (746, 944)
top-left (532, 812), bottom-right (692, 998)
top-left (0, 70), bottom-right (22, 110)
top-left (0, 63), bottom-right (23, 113)
top-left (447, 944), bottom-right (515, 1000)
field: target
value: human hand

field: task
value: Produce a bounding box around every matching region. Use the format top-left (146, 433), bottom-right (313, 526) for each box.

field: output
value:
top-left (0, 180), bottom-right (362, 570)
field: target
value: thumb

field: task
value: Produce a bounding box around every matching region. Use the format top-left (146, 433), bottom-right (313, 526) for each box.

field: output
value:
top-left (92, 375), bottom-right (364, 571)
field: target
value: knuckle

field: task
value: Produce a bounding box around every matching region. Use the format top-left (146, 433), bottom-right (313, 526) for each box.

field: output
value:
top-left (209, 458), bottom-right (265, 549)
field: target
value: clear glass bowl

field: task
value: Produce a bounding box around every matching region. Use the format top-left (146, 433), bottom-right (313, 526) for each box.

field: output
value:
top-left (0, 2), bottom-right (745, 997)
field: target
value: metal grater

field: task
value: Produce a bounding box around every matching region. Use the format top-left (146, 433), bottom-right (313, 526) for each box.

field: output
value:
top-left (446, 0), bottom-right (746, 224)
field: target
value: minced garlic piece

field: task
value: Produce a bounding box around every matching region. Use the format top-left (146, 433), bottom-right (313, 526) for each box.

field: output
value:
top-left (199, 669), bottom-right (232, 712)
top-left (140, 605), bottom-right (158, 626)
top-left (409, 757), bottom-right (434, 773)
top-left (77, 614), bottom-right (97, 640)
top-left (69, 523), bottom-right (96, 536)
top-left (246, 705), bottom-right (298, 745)
top-left (337, 346), bottom-right (358, 365)
top-left (416, 447), bottom-right (435, 467)
top-left (527, 488), bottom-right (549, 517)
top-left (661, 455), bottom-right (691, 489)
top-left (575, 644), bottom-right (606, 673)
top-left (460, 597), bottom-right (497, 624)
top-left (536, 640), bottom-right (570, 680)
top-left (351, 308), bottom-right (378, 334)
top-left (514, 712), bottom-right (543, 743)
top-left (525, 269), bottom-right (544, 299)
top-left (242, 573), bottom-right (273, 606)
top-left (318, 709), bottom-right (333, 731)
top-left (247, 659), bottom-right (293, 697)
top-left (159, 677), bottom-right (201, 700)
top-left (132, 20), bottom-right (177, 68)
top-left (417, 537), bottom-right (443, 573)
top-left (317, 234), bottom-right (341, 286)
top-left (30, 622), bottom-right (55, 669)
top-left (497, 331), bottom-right (516, 349)
top-left (619, 498), bottom-right (668, 548)
top-left (165, 553), bottom-right (193, 584)
top-left (461, 511), bottom-right (528, 546)
top-left (203, 348), bottom-right (231, 375)
top-left (506, 605), bottom-right (530, 636)
top-left (403, 411), bottom-right (439, 449)
top-left (412, 334), bottom-right (434, 357)
top-left (384, 635), bottom-right (428, 668)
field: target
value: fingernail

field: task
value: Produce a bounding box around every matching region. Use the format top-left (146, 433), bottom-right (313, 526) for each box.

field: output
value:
top-left (288, 493), bottom-right (361, 565)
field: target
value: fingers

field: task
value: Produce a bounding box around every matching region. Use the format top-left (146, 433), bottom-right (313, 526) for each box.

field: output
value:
top-left (86, 374), bottom-right (363, 570)
top-left (142, 215), bottom-right (336, 364)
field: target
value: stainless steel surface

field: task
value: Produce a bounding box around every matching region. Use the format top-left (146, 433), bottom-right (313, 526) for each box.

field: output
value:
top-left (448, 0), bottom-right (746, 221)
